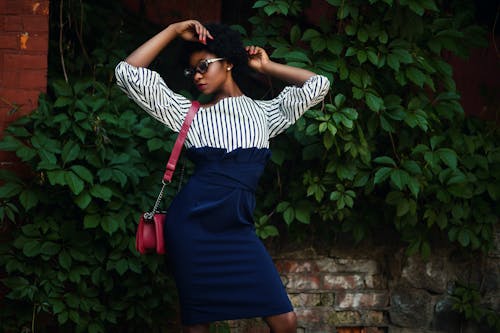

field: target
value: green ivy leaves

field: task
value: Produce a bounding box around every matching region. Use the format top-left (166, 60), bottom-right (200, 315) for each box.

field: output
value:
top-left (0, 74), bottom-right (175, 331)
top-left (248, 0), bottom-right (498, 260)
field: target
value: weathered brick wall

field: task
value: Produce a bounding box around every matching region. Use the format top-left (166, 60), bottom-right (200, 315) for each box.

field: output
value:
top-left (223, 234), bottom-right (499, 333)
top-left (0, 0), bottom-right (49, 168)
top-left (277, 253), bottom-right (388, 332)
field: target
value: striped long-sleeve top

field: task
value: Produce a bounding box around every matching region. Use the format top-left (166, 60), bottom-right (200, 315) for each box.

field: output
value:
top-left (115, 61), bottom-right (330, 152)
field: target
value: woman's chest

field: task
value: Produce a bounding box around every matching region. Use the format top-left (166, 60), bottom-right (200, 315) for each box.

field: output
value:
top-left (188, 106), bottom-right (269, 149)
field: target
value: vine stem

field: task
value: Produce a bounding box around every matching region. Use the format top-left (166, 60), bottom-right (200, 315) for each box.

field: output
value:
top-left (74, 0), bottom-right (92, 67)
top-left (59, 0), bottom-right (69, 83)
top-left (388, 131), bottom-right (401, 162)
top-left (31, 302), bottom-right (36, 333)
top-left (336, 0), bottom-right (345, 33)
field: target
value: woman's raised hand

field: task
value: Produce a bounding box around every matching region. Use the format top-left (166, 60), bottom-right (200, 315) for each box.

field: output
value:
top-left (172, 20), bottom-right (213, 44)
top-left (246, 46), bottom-right (271, 73)
top-left (246, 45), bottom-right (315, 85)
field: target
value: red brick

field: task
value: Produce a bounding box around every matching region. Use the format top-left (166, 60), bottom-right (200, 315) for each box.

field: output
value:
top-left (0, 1), bottom-right (23, 15)
top-left (289, 293), bottom-right (322, 307)
top-left (4, 15), bottom-right (22, 31)
top-left (323, 274), bottom-right (365, 290)
top-left (364, 274), bottom-right (387, 289)
top-left (275, 260), bottom-right (319, 273)
top-left (22, 15), bottom-right (49, 32)
top-left (22, 33), bottom-right (48, 52)
top-left (316, 258), bottom-right (380, 274)
top-left (295, 307), bottom-right (337, 324)
top-left (35, 1), bottom-right (50, 16)
top-left (0, 88), bottom-right (42, 115)
top-left (4, 53), bottom-right (47, 70)
top-left (0, 33), bottom-right (18, 49)
top-left (19, 70), bottom-right (47, 89)
top-left (0, 0), bottom-right (49, 15)
top-left (285, 274), bottom-right (321, 291)
top-left (1, 70), bottom-right (20, 88)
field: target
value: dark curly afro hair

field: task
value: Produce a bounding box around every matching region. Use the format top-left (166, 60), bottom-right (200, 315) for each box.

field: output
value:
top-left (180, 23), bottom-right (249, 77)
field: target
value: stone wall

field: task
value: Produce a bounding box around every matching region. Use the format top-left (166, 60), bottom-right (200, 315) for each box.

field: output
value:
top-left (224, 231), bottom-right (499, 333)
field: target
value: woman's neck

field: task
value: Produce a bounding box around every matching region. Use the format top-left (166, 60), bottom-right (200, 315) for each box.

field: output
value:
top-left (213, 81), bottom-right (243, 104)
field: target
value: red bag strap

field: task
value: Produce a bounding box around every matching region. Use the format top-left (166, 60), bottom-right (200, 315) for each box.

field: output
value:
top-left (163, 101), bottom-right (200, 182)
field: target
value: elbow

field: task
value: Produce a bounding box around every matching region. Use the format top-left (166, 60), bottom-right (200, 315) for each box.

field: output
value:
top-left (114, 61), bottom-right (135, 88)
top-left (317, 75), bottom-right (331, 92)
top-left (114, 61), bottom-right (125, 85)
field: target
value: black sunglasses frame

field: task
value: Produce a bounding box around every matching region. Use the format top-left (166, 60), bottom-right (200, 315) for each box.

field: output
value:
top-left (184, 58), bottom-right (225, 78)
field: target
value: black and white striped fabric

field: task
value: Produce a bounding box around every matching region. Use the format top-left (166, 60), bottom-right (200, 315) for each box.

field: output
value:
top-left (115, 61), bottom-right (330, 152)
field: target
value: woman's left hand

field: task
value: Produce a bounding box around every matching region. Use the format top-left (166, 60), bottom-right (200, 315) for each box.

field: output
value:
top-left (246, 46), bottom-right (271, 73)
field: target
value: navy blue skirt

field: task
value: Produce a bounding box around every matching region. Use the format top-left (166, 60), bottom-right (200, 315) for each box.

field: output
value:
top-left (164, 147), bottom-right (293, 325)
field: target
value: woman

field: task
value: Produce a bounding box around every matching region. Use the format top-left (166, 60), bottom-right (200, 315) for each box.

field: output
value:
top-left (115, 20), bottom-right (330, 333)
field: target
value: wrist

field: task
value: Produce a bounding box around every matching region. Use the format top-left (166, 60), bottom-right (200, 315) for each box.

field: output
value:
top-left (167, 23), bottom-right (180, 35)
top-left (259, 60), bottom-right (274, 75)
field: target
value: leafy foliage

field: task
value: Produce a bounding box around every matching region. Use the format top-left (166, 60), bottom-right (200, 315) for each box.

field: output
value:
top-left (246, 0), bottom-right (499, 257)
top-left (0, 1), bottom-right (180, 331)
top-left (450, 281), bottom-right (500, 332)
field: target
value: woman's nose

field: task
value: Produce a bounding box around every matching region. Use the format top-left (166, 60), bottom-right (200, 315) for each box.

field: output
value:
top-left (193, 71), bottom-right (203, 81)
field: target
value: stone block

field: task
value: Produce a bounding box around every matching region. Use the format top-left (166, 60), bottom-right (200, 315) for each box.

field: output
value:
top-left (432, 296), bottom-right (462, 332)
top-left (401, 256), bottom-right (449, 293)
top-left (389, 288), bottom-right (434, 328)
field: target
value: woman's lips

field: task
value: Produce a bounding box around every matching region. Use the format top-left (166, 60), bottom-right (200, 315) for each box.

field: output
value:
top-left (197, 84), bottom-right (207, 91)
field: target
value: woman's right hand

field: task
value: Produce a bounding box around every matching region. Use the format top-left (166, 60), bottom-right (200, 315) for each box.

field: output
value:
top-left (171, 20), bottom-right (213, 45)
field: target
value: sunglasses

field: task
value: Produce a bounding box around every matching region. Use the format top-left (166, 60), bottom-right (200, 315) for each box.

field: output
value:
top-left (184, 58), bottom-right (225, 77)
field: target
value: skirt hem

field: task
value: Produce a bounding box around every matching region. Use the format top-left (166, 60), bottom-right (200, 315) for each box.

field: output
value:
top-left (181, 306), bottom-right (294, 326)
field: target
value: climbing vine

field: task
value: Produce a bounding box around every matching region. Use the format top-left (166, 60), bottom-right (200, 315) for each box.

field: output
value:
top-left (246, 0), bottom-right (499, 259)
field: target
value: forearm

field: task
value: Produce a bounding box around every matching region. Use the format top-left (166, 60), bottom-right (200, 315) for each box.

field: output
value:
top-left (261, 61), bottom-right (316, 86)
top-left (125, 25), bottom-right (177, 68)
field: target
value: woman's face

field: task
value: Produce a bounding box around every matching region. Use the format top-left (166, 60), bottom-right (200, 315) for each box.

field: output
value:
top-left (188, 50), bottom-right (231, 95)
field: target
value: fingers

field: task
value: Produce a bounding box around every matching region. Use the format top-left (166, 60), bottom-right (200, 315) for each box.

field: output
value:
top-left (245, 45), bottom-right (261, 56)
top-left (190, 20), bottom-right (213, 45)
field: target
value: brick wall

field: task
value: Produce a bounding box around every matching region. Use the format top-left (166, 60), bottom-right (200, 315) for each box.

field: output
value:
top-left (224, 249), bottom-right (389, 333)
top-left (278, 255), bottom-right (388, 332)
top-left (0, 0), bottom-right (49, 168)
top-left (222, 241), bottom-right (499, 333)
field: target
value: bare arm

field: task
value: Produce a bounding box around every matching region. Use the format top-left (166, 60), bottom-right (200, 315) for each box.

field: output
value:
top-left (125, 20), bottom-right (213, 68)
top-left (246, 45), bottom-right (316, 86)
